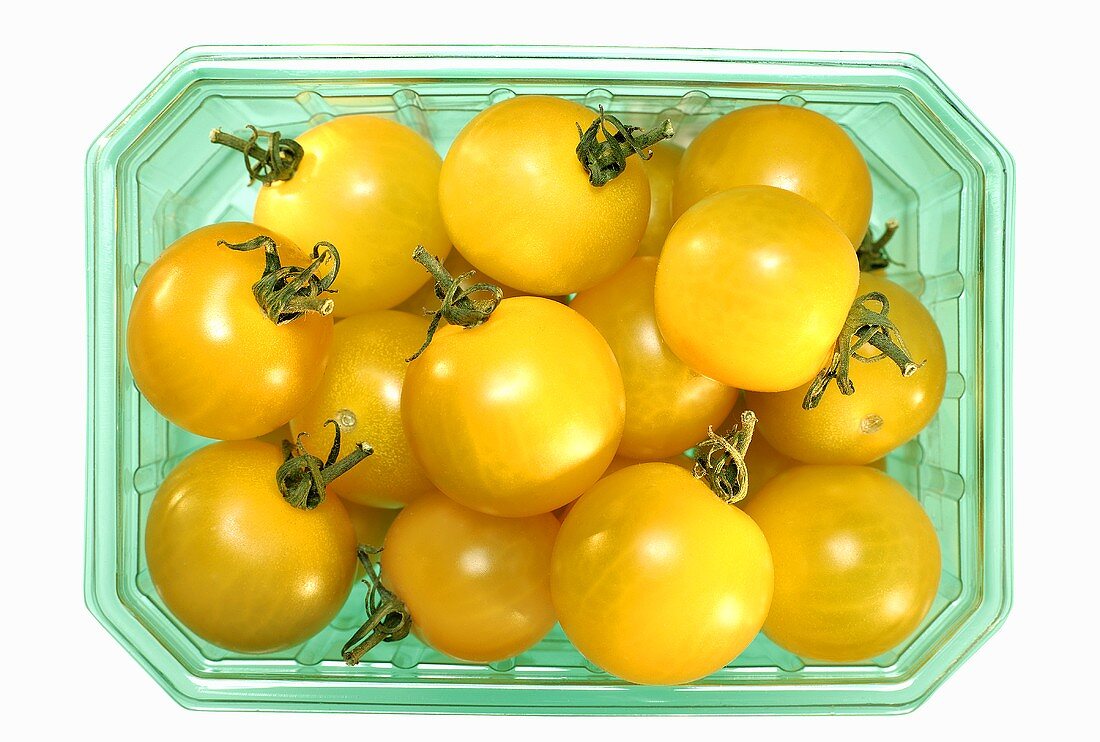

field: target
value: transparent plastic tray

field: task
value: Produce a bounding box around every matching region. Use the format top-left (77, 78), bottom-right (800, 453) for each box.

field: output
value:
top-left (85, 46), bottom-right (1014, 714)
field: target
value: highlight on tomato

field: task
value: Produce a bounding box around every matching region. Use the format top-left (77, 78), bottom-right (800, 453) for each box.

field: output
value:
top-left (212, 116), bottom-right (450, 314)
top-left (673, 103), bottom-right (873, 246)
top-left (291, 309), bottom-right (437, 508)
top-left (342, 491), bottom-right (559, 664)
top-left (438, 96), bottom-right (672, 296)
top-left (655, 186), bottom-right (860, 393)
top-left (551, 459), bottom-right (773, 685)
top-left (126, 222), bottom-right (336, 440)
top-left (742, 465), bottom-right (941, 662)
top-left (145, 425), bottom-right (371, 653)
top-left (570, 256), bottom-right (738, 459)
top-left (400, 248), bottom-right (625, 517)
top-left (748, 272), bottom-right (946, 464)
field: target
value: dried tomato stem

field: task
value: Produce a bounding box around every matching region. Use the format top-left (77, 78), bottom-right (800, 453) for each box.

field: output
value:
top-left (342, 547), bottom-right (412, 666)
top-left (221, 236), bottom-right (340, 324)
top-left (406, 246), bottom-right (503, 362)
top-left (857, 218), bottom-right (900, 272)
top-left (803, 290), bottom-right (925, 410)
top-left (276, 420), bottom-right (373, 510)
top-left (210, 125), bottom-right (304, 185)
top-left (576, 107), bottom-right (675, 186)
top-left (693, 411), bottom-right (757, 504)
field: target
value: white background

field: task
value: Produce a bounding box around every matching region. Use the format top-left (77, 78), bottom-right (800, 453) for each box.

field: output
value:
top-left (3, 1), bottom-right (1094, 738)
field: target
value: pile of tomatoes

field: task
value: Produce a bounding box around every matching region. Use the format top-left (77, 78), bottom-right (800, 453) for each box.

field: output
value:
top-left (128, 94), bottom-right (945, 685)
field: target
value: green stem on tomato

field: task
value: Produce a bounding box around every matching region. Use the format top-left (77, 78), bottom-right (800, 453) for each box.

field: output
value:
top-left (575, 107), bottom-right (675, 187)
top-left (342, 546), bottom-right (412, 666)
top-left (693, 410), bottom-right (757, 504)
top-left (276, 420), bottom-right (373, 510)
top-left (220, 236), bottom-right (340, 324)
top-left (210, 125), bottom-right (304, 185)
top-left (405, 245), bottom-right (503, 362)
top-left (803, 290), bottom-right (924, 410)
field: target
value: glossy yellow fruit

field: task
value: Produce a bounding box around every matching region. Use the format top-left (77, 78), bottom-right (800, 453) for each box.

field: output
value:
top-left (402, 296), bottom-right (625, 517)
top-left (636, 142), bottom-right (684, 256)
top-left (382, 492), bottom-right (559, 662)
top-left (571, 257), bottom-right (737, 459)
top-left (747, 273), bottom-right (947, 464)
top-left (655, 186), bottom-right (859, 392)
top-left (253, 114), bottom-right (450, 314)
top-left (439, 96), bottom-right (648, 295)
top-left (291, 310), bottom-right (435, 508)
top-left (674, 103), bottom-right (872, 246)
top-left (743, 465), bottom-right (941, 662)
top-left (145, 441), bottom-right (357, 653)
top-left (552, 463), bottom-right (773, 684)
top-left (127, 222), bottom-right (332, 440)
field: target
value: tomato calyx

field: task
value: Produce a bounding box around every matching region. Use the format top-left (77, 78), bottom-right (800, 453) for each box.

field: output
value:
top-left (692, 410), bottom-right (757, 504)
top-left (406, 245), bottom-right (503, 362)
top-left (276, 420), bottom-right (373, 510)
top-left (803, 291), bottom-right (925, 410)
top-left (576, 106), bottom-right (675, 187)
top-left (221, 235), bottom-right (340, 324)
top-left (856, 218), bottom-right (901, 272)
top-left (342, 546), bottom-right (412, 666)
top-left (210, 125), bottom-right (304, 186)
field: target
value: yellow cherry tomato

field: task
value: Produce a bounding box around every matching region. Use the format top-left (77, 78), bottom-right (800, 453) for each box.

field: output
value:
top-left (552, 463), bottom-right (773, 685)
top-left (438, 96), bottom-right (649, 295)
top-left (554, 453), bottom-right (693, 521)
top-left (382, 492), bottom-right (559, 662)
top-left (674, 103), bottom-right (872, 246)
top-left (747, 273), bottom-right (946, 464)
top-left (743, 465), bottom-right (941, 662)
top-left (145, 441), bottom-right (357, 653)
top-left (571, 257), bottom-right (738, 459)
top-left (291, 310), bottom-right (435, 508)
top-left (127, 222), bottom-right (332, 440)
top-left (655, 186), bottom-right (859, 392)
top-left (636, 141), bottom-right (683, 257)
top-left (253, 114), bottom-right (450, 314)
top-left (402, 296), bottom-right (625, 517)
top-left (396, 247), bottom-right (526, 316)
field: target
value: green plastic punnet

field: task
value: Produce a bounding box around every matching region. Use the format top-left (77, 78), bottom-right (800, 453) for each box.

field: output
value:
top-left (85, 45), bottom-right (1013, 715)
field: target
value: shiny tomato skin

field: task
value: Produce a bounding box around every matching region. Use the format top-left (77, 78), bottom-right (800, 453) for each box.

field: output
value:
top-left (742, 465), bottom-right (941, 662)
top-left (126, 222), bottom-right (332, 440)
top-left (145, 441), bottom-right (357, 653)
top-left (552, 463), bottom-right (773, 685)
top-left (674, 103), bottom-right (872, 246)
top-left (571, 257), bottom-right (738, 459)
top-left (636, 141), bottom-right (684, 257)
top-left (438, 96), bottom-right (649, 296)
top-left (402, 296), bottom-right (625, 517)
top-left (291, 310), bottom-right (435, 508)
top-left (382, 492), bottom-right (559, 662)
top-left (254, 114), bottom-right (450, 314)
top-left (655, 186), bottom-right (859, 393)
top-left (747, 273), bottom-right (947, 464)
